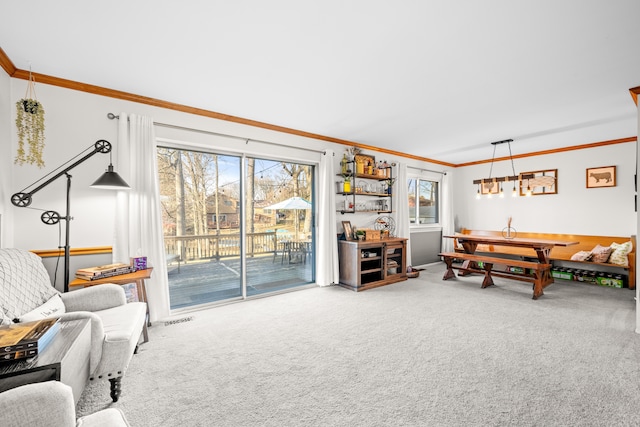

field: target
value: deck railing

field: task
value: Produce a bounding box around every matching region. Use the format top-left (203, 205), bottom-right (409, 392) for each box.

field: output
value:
top-left (164, 231), bottom-right (286, 262)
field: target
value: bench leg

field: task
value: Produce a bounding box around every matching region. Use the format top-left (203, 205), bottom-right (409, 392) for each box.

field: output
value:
top-left (442, 257), bottom-right (457, 280)
top-left (481, 263), bottom-right (494, 288)
top-left (532, 272), bottom-right (544, 300)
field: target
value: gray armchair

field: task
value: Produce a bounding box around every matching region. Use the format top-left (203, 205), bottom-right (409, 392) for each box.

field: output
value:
top-left (0, 381), bottom-right (131, 427)
top-left (0, 248), bottom-right (147, 402)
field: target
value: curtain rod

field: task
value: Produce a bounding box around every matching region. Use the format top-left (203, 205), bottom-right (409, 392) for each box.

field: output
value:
top-left (108, 113), bottom-right (325, 154)
top-left (407, 165), bottom-right (447, 175)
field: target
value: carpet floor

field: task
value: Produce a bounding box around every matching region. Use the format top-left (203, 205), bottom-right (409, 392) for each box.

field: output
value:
top-left (77, 263), bottom-right (640, 426)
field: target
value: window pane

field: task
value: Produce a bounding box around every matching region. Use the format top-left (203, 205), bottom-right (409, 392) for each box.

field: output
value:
top-left (418, 180), bottom-right (438, 224)
top-left (407, 179), bottom-right (417, 224)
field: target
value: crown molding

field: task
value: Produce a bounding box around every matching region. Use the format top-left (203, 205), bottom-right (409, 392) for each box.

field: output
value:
top-left (631, 86), bottom-right (640, 106)
top-left (456, 136), bottom-right (637, 168)
top-left (0, 46), bottom-right (17, 76)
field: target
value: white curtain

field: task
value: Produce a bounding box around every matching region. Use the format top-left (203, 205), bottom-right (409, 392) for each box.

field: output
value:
top-left (441, 171), bottom-right (455, 252)
top-left (393, 162), bottom-right (411, 267)
top-left (317, 150), bottom-right (339, 286)
top-left (113, 114), bottom-right (170, 322)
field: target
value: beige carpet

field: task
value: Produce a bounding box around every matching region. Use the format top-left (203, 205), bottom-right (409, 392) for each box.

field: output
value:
top-left (77, 264), bottom-right (640, 426)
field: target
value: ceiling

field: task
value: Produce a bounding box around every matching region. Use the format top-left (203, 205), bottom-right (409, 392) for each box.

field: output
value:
top-left (1, 1), bottom-right (639, 165)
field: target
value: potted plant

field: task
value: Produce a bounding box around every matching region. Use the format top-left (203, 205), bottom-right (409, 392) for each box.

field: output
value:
top-left (384, 177), bottom-right (396, 195)
top-left (355, 230), bottom-right (365, 241)
top-left (15, 73), bottom-right (46, 167)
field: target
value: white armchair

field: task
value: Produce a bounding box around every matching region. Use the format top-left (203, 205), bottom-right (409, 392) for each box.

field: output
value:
top-left (0, 248), bottom-right (147, 402)
top-left (0, 381), bottom-right (131, 427)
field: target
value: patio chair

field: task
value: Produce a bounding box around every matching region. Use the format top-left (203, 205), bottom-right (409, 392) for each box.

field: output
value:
top-left (288, 241), bottom-right (309, 264)
top-left (273, 241), bottom-right (291, 264)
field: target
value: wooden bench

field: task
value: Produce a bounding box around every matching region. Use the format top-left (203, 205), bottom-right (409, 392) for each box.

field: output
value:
top-left (455, 229), bottom-right (636, 289)
top-left (439, 252), bottom-right (552, 299)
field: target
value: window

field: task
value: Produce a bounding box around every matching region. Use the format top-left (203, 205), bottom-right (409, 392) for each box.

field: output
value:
top-left (408, 178), bottom-right (439, 225)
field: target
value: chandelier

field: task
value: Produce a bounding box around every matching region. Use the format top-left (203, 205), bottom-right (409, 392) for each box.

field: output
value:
top-left (473, 139), bottom-right (534, 199)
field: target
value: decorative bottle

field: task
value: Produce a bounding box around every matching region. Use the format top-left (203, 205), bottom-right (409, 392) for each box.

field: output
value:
top-left (341, 154), bottom-right (348, 175)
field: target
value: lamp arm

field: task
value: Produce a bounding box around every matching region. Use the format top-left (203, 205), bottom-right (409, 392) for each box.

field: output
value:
top-left (11, 140), bottom-right (111, 207)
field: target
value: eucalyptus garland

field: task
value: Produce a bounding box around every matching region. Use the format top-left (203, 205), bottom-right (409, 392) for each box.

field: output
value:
top-left (15, 98), bottom-right (46, 168)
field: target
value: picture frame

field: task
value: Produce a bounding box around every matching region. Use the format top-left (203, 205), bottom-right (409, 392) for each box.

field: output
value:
top-left (520, 169), bottom-right (557, 196)
top-left (342, 221), bottom-right (354, 240)
top-left (586, 166), bottom-right (616, 188)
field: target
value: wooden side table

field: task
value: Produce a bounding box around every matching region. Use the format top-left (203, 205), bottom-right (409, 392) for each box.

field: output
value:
top-left (69, 268), bottom-right (153, 342)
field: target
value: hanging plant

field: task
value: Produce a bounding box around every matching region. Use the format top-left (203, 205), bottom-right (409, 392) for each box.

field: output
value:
top-left (15, 70), bottom-right (45, 168)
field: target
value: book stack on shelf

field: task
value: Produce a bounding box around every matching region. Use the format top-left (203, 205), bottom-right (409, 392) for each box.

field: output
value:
top-left (75, 262), bottom-right (135, 281)
top-left (0, 318), bottom-right (60, 362)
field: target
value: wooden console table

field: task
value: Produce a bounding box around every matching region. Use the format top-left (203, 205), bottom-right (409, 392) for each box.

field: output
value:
top-left (0, 319), bottom-right (91, 404)
top-left (338, 237), bottom-right (407, 291)
top-left (69, 268), bottom-right (153, 341)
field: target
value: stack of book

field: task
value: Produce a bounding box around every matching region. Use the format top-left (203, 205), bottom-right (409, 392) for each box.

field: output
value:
top-left (75, 263), bottom-right (135, 280)
top-left (0, 318), bottom-right (60, 362)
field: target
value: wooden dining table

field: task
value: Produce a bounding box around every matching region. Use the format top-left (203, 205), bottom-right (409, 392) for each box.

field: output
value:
top-left (442, 233), bottom-right (579, 298)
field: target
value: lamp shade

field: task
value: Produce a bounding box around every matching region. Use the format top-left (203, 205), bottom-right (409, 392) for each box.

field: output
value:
top-left (91, 164), bottom-right (130, 190)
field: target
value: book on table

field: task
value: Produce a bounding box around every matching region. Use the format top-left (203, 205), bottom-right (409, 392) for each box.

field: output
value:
top-left (75, 262), bottom-right (136, 280)
top-left (0, 317), bottom-right (61, 361)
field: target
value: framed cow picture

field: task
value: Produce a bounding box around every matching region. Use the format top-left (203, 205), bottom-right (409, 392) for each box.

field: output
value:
top-left (520, 169), bottom-right (558, 196)
top-left (586, 166), bottom-right (616, 188)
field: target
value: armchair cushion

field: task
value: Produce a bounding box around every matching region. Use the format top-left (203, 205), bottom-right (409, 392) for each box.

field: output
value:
top-left (0, 381), bottom-right (75, 427)
top-left (0, 381), bottom-right (130, 427)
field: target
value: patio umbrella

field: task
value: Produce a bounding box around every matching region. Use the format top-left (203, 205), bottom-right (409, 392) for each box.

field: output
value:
top-left (264, 196), bottom-right (311, 210)
top-left (265, 197), bottom-right (311, 240)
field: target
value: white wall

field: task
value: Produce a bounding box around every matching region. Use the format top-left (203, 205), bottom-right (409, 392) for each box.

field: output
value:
top-left (2, 76), bottom-right (635, 252)
top-left (0, 68), bottom-right (12, 248)
top-left (453, 142), bottom-right (637, 237)
top-left (2, 79), bottom-right (446, 251)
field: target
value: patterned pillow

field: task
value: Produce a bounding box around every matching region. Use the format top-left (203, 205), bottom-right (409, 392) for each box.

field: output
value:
top-left (590, 245), bottom-right (612, 263)
top-left (609, 241), bottom-right (633, 266)
top-left (571, 251), bottom-right (593, 261)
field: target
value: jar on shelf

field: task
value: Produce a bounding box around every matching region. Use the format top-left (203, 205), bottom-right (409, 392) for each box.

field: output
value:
top-left (343, 178), bottom-right (352, 193)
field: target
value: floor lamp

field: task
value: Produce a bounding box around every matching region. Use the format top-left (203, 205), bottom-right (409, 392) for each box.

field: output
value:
top-left (11, 139), bottom-right (130, 292)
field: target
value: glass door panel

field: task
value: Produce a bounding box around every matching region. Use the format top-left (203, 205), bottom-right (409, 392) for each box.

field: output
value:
top-left (157, 147), bottom-right (243, 309)
top-left (245, 158), bottom-right (315, 296)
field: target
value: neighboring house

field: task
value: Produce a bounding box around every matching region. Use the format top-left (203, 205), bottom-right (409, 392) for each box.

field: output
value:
top-left (206, 193), bottom-right (239, 229)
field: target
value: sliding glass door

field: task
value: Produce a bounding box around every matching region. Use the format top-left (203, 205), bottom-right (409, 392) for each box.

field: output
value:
top-left (157, 147), bottom-right (315, 310)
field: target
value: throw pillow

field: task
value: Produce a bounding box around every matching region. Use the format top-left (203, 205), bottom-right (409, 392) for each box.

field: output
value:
top-left (570, 250), bottom-right (593, 262)
top-left (609, 241), bottom-right (633, 266)
top-left (590, 245), bottom-right (612, 263)
top-left (17, 294), bottom-right (65, 323)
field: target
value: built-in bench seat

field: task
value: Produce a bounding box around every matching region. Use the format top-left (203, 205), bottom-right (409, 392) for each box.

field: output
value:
top-left (454, 229), bottom-right (636, 289)
top-left (439, 252), bottom-right (552, 299)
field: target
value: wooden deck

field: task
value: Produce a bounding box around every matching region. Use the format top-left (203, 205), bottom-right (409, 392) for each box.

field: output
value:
top-left (168, 253), bottom-right (314, 310)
